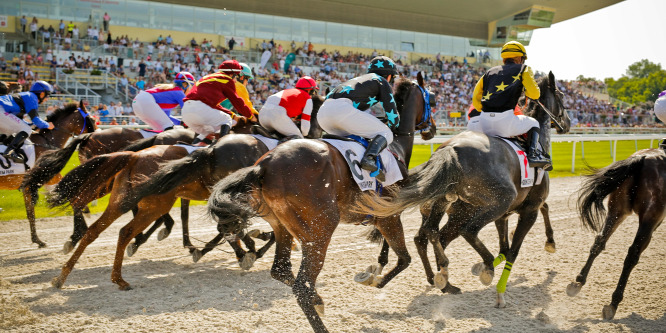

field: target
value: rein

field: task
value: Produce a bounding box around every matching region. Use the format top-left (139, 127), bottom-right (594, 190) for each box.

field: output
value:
top-left (393, 84), bottom-right (432, 137)
top-left (536, 100), bottom-right (565, 132)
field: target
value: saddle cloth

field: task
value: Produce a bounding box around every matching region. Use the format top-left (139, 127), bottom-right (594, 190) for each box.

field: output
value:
top-left (139, 129), bottom-right (162, 138)
top-left (0, 143), bottom-right (36, 176)
top-left (249, 134), bottom-right (278, 151)
top-left (323, 139), bottom-right (402, 191)
top-left (497, 137), bottom-right (540, 188)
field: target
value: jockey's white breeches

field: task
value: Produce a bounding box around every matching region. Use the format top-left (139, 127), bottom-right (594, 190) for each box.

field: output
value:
top-left (0, 106), bottom-right (32, 135)
top-left (132, 91), bottom-right (175, 131)
top-left (317, 98), bottom-right (393, 144)
top-left (181, 100), bottom-right (233, 136)
top-left (467, 109), bottom-right (539, 137)
top-left (259, 103), bottom-right (303, 138)
top-left (655, 94), bottom-right (666, 124)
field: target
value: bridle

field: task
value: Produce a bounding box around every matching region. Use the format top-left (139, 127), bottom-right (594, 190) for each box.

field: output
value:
top-left (535, 89), bottom-right (567, 132)
top-left (37, 108), bottom-right (94, 147)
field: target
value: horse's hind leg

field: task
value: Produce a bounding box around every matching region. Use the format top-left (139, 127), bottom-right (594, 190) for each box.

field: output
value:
top-left (64, 208), bottom-right (88, 254)
top-left (603, 210), bottom-right (663, 320)
top-left (270, 222), bottom-right (296, 287)
top-left (414, 200), bottom-right (449, 289)
top-left (181, 198), bottom-right (192, 248)
top-left (126, 214), bottom-right (170, 257)
top-left (371, 215), bottom-right (411, 289)
top-left (541, 203), bottom-right (556, 253)
top-left (567, 211), bottom-right (630, 298)
top-left (23, 189), bottom-right (46, 248)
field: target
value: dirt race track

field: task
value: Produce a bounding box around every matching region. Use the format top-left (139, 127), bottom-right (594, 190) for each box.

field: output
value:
top-left (1, 176), bottom-right (665, 332)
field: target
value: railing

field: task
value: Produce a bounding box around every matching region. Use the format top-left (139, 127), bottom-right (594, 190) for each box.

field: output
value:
top-left (55, 68), bottom-right (101, 105)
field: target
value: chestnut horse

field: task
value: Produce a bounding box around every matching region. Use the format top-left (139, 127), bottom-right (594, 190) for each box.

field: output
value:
top-left (0, 101), bottom-right (97, 247)
top-left (21, 127), bottom-right (196, 252)
top-left (567, 148), bottom-right (665, 320)
top-left (206, 75), bottom-right (436, 332)
top-left (47, 95), bottom-right (325, 290)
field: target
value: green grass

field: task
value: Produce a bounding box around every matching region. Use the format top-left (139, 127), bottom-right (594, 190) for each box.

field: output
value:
top-left (0, 139), bottom-right (660, 221)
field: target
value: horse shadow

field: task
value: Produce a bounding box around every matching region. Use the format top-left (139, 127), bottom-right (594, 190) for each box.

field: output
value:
top-left (570, 311), bottom-right (666, 332)
top-left (14, 257), bottom-right (293, 317)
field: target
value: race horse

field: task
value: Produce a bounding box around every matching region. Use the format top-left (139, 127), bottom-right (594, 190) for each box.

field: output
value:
top-left (567, 148), bottom-right (665, 320)
top-left (21, 126), bottom-right (196, 252)
top-left (206, 74), bottom-right (436, 333)
top-left (0, 101), bottom-right (97, 247)
top-left (356, 72), bottom-right (570, 307)
top-left (47, 95), bottom-right (325, 290)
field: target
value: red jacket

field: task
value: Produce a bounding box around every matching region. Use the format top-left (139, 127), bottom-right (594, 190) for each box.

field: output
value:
top-left (184, 72), bottom-right (253, 118)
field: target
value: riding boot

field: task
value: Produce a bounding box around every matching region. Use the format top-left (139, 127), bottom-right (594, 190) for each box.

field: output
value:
top-left (660, 138), bottom-right (666, 151)
top-left (219, 124), bottom-right (231, 137)
top-left (526, 128), bottom-right (552, 171)
top-left (360, 135), bottom-right (388, 182)
top-left (1, 131), bottom-right (29, 163)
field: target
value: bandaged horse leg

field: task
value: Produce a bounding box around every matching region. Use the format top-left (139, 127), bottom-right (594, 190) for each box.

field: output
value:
top-left (495, 261), bottom-right (513, 308)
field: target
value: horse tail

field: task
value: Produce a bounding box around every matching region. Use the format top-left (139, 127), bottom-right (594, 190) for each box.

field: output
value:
top-left (577, 155), bottom-right (646, 232)
top-left (120, 135), bottom-right (158, 152)
top-left (121, 147), bottom-right (214, 211)
top-left (20, 133), bottom-right (93, 204)
top-left (208, 165), bottom-right (264, 235)
top-left (365, 227), bottom-right (384, 244)
top-left (357, 146), bottom-right (462, 217)
top-left (47, 152), bottom-right (134, 209)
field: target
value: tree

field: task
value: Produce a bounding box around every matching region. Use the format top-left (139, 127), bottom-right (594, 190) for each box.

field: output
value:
top-left (625, 59), bottom-right (662, 79)
top-left (605, 60), bottom-right (666, 104)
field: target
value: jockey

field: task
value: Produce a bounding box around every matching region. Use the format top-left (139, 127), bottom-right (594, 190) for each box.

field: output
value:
top-left (220, 62), bottom-right (258, 119)
top-left (467, 41), bottom-right (552, 170)
top-left (655, 90), bottom-right (666, 149)
top-left (259, 76), bottom-right (318, 139)
top-left (318, 55), bottom-right (400, 180)
top-left (0, 80), bottom-right (54, 163)
top-left (181, 60), bottom-right (254, 144)
top-left (132, 71), bottom-right (195, 131)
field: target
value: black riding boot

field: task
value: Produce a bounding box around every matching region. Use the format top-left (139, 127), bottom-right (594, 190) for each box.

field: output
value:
top-left (526, 128), bottom-right (552, 171)
top-left (210, 124), bottom-right (231, 146)
top-left (2, 131), bottom-right (29, 163)
top-left (360, 135), bottom-right (388, 181)
top-left (660, 138), bottom-right (666, 151)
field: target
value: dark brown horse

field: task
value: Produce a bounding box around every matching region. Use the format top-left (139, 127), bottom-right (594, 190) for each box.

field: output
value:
top-left (356, 72), bottom-right (569, 307)
top-left (21, 126), bottom-right (196, 252)
top-left (0, 101), bottom-right (97, 247)
top-left (47, 95), bottom-right (325, 290)
top-left (206, 75), bottom-right (436, 332)
top-left (567, 148), bottom-right (665, 320)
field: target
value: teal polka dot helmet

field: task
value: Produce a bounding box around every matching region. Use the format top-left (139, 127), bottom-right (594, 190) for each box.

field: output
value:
top-left (367, 56), bottom-right (398, 76)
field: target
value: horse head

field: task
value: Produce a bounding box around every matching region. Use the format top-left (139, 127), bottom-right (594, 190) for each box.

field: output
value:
top-left (306, 93), bottom-right (326, 139)
top-left (529, 72), bottom-right (570, 135)
top-left (393, 72), bottom-right (437, 141)
top-left (44, 100), bottom-right (97, 137)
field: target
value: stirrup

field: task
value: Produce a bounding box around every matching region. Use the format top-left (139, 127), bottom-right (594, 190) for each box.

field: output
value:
top-left (2, 151), bottom-right (25, 163)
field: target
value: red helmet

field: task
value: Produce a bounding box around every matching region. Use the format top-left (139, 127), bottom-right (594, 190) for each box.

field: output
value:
top-left (218, 60), bottom-right (242, 73)
top-left (295, 76), bottom-right (318, 90)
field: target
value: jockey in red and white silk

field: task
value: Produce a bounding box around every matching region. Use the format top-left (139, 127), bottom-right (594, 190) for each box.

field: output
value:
top-left (259, 76), bottom-right (318, 138)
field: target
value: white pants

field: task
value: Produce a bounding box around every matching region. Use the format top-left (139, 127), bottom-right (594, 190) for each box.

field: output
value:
top-left (318, 98), bottom-right (393, 144)
top-left (467, 109), bottom-right (539, 137)
top-left (0, 106), bottom-right (32, 135)
top-left (132, 91), bottom-right (176, 131)
top-left (181, 100), bottom-right (233, 136)
top-left (259, 104), bottom-right (303, 138)
top-left (655, 95), bottom-right (666, 124)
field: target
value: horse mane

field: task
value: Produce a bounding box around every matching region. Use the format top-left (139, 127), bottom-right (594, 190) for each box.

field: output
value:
top-left (46, 102), bottom-right (79, 123)
top-left (393, 77), bottom-right (413, 109)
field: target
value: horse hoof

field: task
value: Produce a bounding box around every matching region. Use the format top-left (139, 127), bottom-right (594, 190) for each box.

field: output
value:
top-left (314, 304), bottom-right (325, 316)
top-left (471, 262), bottom-right (485, 276)
top-left (544, 242), bottom-right (556, 253)
top-left (602, 305), bottom-right (616, 320)
top-left (291, 241), bottom-right (300, 252)
top-left (63, 241), bottom-right (74, 254)
top-left (51, 277), bottom-right (64, 289)
top-left (246, 229), bottom-right (261, 238)
top-left (354, 272), bottom-right (375, 286)
top-left (192, 249), bottom-right (203, 263)
top-left (495, 292), bottom-right (506, 308)
top-left (239, 252), bottom-right (257, 270)
top-left (442, 283), bottom-right (462, 294)
top-left (365, 264), bottom-right (383, 276)
top-left (480, 268), bottom-right (494, 286)
top-left (118, 284), bottom-right (133, 291)
top-left (434, 269), bottom-right (449, 290)
top-left (126, 243), bottom-right (139, 257)
top-left (157, 227), bottom-right (170, 241)
top-left (566, 282), bottom-right (582, 297)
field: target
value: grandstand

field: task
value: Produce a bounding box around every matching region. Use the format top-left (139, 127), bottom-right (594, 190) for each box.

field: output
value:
top-left (2, 0), bottom-right (655, 130)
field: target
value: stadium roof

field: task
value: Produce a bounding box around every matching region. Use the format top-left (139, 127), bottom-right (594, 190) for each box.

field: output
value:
top-left (149, 0), bottom-right (623, 45)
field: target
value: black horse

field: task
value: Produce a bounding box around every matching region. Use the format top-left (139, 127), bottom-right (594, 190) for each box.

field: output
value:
top-left (357, 72), bottom-right (570, 307)
top-left (567, 148), bottom-right (665, 320)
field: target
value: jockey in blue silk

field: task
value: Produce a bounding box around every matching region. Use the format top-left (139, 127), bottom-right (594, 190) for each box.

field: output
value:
top-left (655, 90), bottom-right (666, 149)
top-left (0, 80), bottom-right (55, 163)
top-left (318, 55), bottom-right (400, 180)
top-left (468, 41), bottom-right (552, 170)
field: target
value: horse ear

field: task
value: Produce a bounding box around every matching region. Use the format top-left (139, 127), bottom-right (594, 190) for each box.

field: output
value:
top-left (548, 71), bottom-right (556, 89)
top-left (79, 99), bottom-right (85, 111)
top-left (417, 71), bottom-right (425, 87)
top-left (324, 87), bottom-right (330, 96)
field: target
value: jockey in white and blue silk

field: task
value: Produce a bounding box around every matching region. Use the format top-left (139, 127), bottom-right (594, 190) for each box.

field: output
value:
top-left (655, 90), bottom-right (666, 149)
top-left (0, 80), bottom-right (54, 163)
top-left (318, 55), bottom-right (399, 180)
top-left (132, 71), bottom-right (195, 131)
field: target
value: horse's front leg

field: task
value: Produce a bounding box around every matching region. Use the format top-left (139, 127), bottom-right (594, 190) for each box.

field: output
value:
top-left (540, 203), bottom-right (556, 253)
top-left (366, 215), bottom-right (410, 289)
top-left (63, 208), bottom-right (89, 254)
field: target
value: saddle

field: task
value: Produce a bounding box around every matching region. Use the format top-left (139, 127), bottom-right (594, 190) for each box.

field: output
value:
top-left (322, 134), bottom-right (408, 181)
top-left (251, 125), bottom-right (285, 141)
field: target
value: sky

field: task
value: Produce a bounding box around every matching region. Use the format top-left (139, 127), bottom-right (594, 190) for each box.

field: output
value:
top-left (526, 0), bottom-right (666, 81)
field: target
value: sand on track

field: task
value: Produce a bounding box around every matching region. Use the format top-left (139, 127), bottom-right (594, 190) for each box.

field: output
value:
top-left (1, 176), bottom-right (665, 332)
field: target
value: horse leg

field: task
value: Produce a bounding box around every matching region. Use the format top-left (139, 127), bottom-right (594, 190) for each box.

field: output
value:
top-left (414, 200), bottom-right (448, 288)
top-left (191, 232), bottom-right (225, 263)
top-left (368, 215), bottom-right (411, 289)
top-left (494, 215), bottom-right (510, 266)
top-left (541, 203), bottom-right (556, 253)
top-left (126, 214), bottom-right (170, 257)
top-left (52, 206), bottom-right (124, 288)
top-left (64, 208), bottom-right (88, 254)
top-left (23, 190), bottom-right (46, 248)
top-left (496, 209), bottom-right (539, 308)
top-left (293, 233), bottom-right (331, 332)
top-left (111, 205), bottom-right (173, 290)
top-left (567, 211), bottom-right (629, 297)
top-left (229, 235), bottom-right (257, 270)
top-left (270, 223), bottom-right (296, 287)
top-left (251, 232), bottom-right (276, 259)
top-left (603, 212), bottom-right (662, 320)
top-left (181, 199), bottom-right (193, 249)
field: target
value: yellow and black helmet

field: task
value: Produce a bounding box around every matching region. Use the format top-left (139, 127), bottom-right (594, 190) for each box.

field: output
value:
top-left (501, 41), bottom-right (527, 59)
